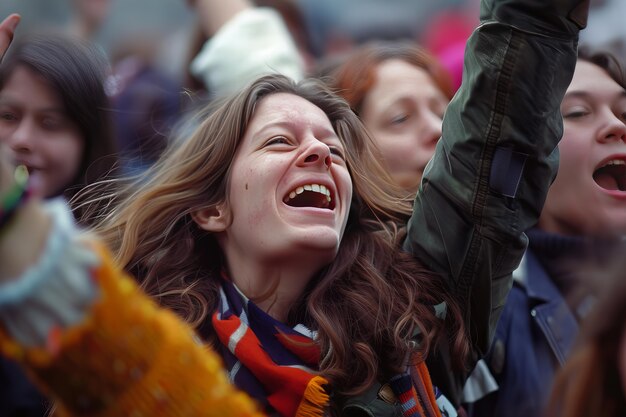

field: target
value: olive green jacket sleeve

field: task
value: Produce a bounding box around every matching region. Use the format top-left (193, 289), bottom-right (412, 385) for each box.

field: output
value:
top-left (403, 0), bottom-right (587, 364)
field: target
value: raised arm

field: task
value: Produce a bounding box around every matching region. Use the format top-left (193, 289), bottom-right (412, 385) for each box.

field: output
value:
top-left (403, 0), bottom-right (588, 401)
top-left (0, 44), bottom-right (264, 412)
top-left (0, 162), bottom-right (266, 416)
top-left (187, 0), bottom-right (304, 97)
top-left (190, 0), bottom-right (251, 37)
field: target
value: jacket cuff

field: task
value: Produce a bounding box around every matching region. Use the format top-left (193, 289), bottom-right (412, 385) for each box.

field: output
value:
top-left (480, 0), bottom-right (589, 38)
top-left (0, 199), bottom-right (99, 347)
top-left (190, 7), bottom-right (304, 98)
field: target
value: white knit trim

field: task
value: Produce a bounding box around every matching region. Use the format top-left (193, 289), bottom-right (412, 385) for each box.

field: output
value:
top-left (190, 8), bottom-right (304, 98)
top-left (0, 199), bottom-right (100, 347)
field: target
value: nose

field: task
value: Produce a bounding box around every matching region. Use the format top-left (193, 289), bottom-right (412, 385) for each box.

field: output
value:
top-left (6, 118), bottom-right (35, 154)
top-left (418, 110), bottom-right (443, 148)
top-left (598, 111), bottom-right (626, 143)
top-left (298, 139), bottom-right (332, 170)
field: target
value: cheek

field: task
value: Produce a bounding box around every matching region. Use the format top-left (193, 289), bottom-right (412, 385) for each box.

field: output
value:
top-left (558, 130), bottom-right (592, 163)
top-left (0, 123), bottom-right (13, 141)
top-left (230, 165), bottom-right (274, 224)
top-left (554, 138), bottom-right (591, 184)
top-left (51, 135), bottom-right (84, 173)
top-left (335, 168), bottom-right (353, 208)
top-left (375, 133), bottom-right (416, 165)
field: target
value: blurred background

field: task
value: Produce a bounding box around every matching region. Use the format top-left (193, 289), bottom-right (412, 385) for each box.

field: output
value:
top-left (2, 0), bottom-right (624, 84)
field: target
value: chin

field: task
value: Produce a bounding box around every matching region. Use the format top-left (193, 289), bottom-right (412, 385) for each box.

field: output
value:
top-left (291, 234), bottom-right (340, 258)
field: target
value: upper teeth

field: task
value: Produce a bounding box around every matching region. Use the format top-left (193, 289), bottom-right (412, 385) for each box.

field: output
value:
top-left (285, 183), bottom-right (332, 202)
top-left (603, 159), bottom-right (626, 167)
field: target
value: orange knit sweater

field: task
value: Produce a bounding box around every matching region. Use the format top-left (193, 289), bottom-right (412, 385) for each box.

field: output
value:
top-left (0, 243), bottom-right (266, 417)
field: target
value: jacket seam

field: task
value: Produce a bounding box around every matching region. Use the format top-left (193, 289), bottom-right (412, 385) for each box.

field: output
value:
top-left (459, 28), bottom-right (523, 323)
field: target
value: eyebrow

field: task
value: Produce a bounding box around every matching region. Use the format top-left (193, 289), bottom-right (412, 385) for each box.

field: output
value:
top-left (564, 90), bottom-right (626, 100)
top-left (0, 97), bottom-right (66, 114)
top-left (255, 120), bottom-right (339, 141)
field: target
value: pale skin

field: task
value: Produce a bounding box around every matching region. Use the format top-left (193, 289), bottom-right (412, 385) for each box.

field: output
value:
top-left (188, 0), bottom-right (251, 37)
top-left (537, 60), bottom-right (626, 237)
top-left (0, 65), bottom-right (85, 198)
top-left (193, 93), bottom-right (353, 322)
top-left (360, 59), bottom-right (448, 192)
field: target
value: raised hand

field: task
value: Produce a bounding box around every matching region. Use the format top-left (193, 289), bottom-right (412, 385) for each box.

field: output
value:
top-left (0, 14), bottom-right (20, 61)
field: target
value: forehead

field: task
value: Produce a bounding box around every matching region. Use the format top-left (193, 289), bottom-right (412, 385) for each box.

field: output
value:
top-left (373, 59), bottom-right (440, 94)
top-left (249, 93), bottom-right (335, 131)
top-left (364, 59), bottom-right (446, 112)
top-left (568, 60), bottom-right (623, 94)
top-left (0, 65), bottom-right (61, 107)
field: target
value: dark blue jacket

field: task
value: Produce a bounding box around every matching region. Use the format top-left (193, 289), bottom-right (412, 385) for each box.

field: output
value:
top-left (465, 247), bottom-right (578, 417)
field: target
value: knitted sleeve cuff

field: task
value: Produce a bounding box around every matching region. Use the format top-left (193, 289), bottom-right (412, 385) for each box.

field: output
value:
top-left (190, 7), bottom-right (304, 98)
top-left (0, 199), bottom-right (99, 347)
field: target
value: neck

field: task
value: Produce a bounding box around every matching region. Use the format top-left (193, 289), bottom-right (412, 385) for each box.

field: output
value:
top-left (227, 257), bottom-right (323, 323)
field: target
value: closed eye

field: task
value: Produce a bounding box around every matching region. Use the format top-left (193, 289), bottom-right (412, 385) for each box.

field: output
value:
top-left (329, 146), bottom-right (346, 161)
top-left (563, 110), bottom-right (589, 119)
top-left (390, 114), bottom-right (409, 125)
top-left (41, 117), bottom-right (64, 131)
top-left (265, 136), bottom-right (291, 146)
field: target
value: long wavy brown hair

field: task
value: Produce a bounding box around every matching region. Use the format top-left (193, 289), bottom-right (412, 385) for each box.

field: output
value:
top-left (323, 40), bottom-right (454, 116)
top-left (76, 75), bottom-right (467, 408)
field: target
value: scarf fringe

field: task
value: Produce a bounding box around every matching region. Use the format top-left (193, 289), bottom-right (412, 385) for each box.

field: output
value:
top-left (294, 375), bottom-right (329, 417)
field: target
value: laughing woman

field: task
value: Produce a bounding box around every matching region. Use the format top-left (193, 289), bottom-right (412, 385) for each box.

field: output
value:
top-left (0, 1), bottom-right (589, 416)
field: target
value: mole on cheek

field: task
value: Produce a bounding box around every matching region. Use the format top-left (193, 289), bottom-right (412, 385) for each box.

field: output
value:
top-left (245, 183), bottom-right (248, 190)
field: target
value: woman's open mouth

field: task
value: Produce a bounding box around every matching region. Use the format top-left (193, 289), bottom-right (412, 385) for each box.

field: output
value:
top-left (283, 183), bottom-right (335, 210)
top-left (593, 159), bottom-right (626, 192)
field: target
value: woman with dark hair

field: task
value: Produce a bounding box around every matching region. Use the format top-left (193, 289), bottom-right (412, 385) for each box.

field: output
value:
top-left (0, 0), bottom-right (588, 415)
top-left (0, 28), bottom-right (117, 417)
top-left (0, 31), bottom-right (117, 201)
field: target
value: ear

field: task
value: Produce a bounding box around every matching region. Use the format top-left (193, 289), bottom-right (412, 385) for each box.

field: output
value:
top-left (192, 203), bottom-right (231, 233)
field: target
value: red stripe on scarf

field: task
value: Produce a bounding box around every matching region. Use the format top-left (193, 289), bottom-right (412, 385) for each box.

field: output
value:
top-left (213, 312), bottom-right (327, 417)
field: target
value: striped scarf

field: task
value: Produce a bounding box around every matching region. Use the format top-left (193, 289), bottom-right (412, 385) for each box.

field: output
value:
top-left (211, 280), bottom-right (448, 417)
top-left (212, 281), bottom-right (328, 417)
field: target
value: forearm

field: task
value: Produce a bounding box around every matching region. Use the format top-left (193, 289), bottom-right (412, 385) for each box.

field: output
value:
top-left (0, 202), bottom-right (264, 416)
top-left (195, 0), bottom-right (251, 37)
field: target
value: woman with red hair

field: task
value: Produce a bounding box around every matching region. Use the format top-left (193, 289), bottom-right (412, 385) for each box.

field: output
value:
top-left (326, 41), bottom-right (454, 192)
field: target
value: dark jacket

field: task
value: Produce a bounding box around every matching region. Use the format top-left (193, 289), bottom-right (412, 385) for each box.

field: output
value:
top-left (0, 357), bottom-right (49, 417)
top-left (347, 0), bottom-right (587, 414)
top-left (463, 229), bottom-right (619, 417)
top-left (464, 246), bottom-right (578, 417)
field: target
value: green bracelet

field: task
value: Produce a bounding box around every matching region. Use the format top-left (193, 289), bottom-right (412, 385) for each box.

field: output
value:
top-left (0, 165), bottom-right (31, 231)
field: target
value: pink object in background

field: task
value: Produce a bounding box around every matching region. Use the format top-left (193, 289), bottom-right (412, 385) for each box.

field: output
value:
top-left (420, 9), bottom-right (477, 93)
